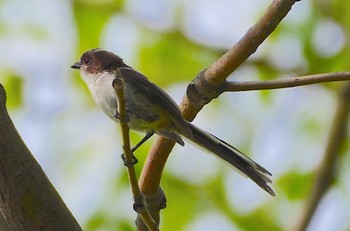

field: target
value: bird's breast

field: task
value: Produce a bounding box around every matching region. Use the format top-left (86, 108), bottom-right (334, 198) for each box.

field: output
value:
top-left (89, 74), bottom-right (119, 121)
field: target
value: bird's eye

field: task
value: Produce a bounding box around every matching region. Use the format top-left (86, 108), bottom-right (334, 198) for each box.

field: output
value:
top-left (83, 58), bottom-right (90, 64)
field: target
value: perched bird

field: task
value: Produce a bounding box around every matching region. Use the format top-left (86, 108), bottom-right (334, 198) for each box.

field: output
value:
top-left (71, 48), bottom-right (274, 196)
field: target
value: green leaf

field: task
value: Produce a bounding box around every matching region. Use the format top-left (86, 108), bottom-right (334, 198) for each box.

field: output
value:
top-left (160, 174), bottom-right (203, 230)
top-left (235, 208), bottom-right (280, 231)
top-left (1, 72), bottom-right (23, 109)
top-left (277, 172), bottom-right (314, 200)
top-left (138, 31), bottom-right (219, 87)
top-left (73, 1), bottom-right (123, 51)
top-left (85, 212), bottom-right (134, 231)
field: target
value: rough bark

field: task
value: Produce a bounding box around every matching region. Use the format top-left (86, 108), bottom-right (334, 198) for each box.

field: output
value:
top-left (0, 214), bottom-right (10, 231)
top-left (0, 84), bottom-right (82, 231)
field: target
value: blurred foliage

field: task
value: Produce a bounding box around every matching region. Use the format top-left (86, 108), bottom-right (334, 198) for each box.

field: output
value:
top-left (86, 212), bottom-right (134, 231)
top-left (1, 0), bottom-right (349, 230)
top-left (138, 31), bottom-right (219, 86)
top-left (1, 70), bottom-right (23, 109)
top-left (278, 172), bottom-right (314, 201)
top-left (69, 0), bottom-right (350, 230)
top-left (235, 209), bottom-right (280, 231)
top-left (73, 1), bottom-right (123, 52)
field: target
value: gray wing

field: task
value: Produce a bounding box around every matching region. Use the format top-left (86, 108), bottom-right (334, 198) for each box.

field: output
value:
top-left (118, 67), bottom-right (192, 139)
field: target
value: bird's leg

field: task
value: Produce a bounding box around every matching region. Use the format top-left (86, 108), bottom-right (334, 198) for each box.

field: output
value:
top-left (121, 132), bottom-right (154, 167)
top-left (131, 132), bottom-right (154, 153)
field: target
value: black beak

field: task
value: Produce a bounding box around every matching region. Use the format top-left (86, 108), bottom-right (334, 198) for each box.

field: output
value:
top-left (71, 62), bottom-right (82, 69)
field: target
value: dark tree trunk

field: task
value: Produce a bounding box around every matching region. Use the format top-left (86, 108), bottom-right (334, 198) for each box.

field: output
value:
top-left (0, 84), bottom-right (82, 231)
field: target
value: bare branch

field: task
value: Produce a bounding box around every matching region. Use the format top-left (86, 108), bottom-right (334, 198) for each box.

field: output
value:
top-left (139, 0), bottom-right (300, 200)
top-left (204, 0), bottom-right (301, 86)
top-left (136, 1), bottom-right (301, 228)
top-left (225, 72), bottom-right (350, 91)
top-left (113, 74), bottom-right (159, 231)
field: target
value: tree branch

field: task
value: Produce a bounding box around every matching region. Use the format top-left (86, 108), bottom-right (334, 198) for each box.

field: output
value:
top-left (138, 0), bottom-right (300, 226)
top-left (205, 0), bottom-right (300, 84)
top-left (290, 82), bottom-right (350, 231)
top-left (112, 76), bottom-right (158, 231)
top-left (225, 72), bottom-right (350, 91)
top-left (0, 84), bottom-right (82, 231)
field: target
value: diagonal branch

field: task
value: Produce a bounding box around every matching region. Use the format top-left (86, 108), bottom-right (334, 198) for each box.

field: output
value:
top-left (137, 0), bottom-right (301, 226)
top-left (139, 0), bottom-right (300, 195)
top-left (204, 0), bottom-right (301, 85)
top-left (140, 0), bottom-right (300, 196)
top-left (225, 72), bottom-right (350, 91)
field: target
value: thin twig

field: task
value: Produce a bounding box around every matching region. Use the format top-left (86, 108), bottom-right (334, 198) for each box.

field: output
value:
top-left (113, 72), bottom-right (159, 231)
top-left (225, 72), bottom-right (350, 91)
top-left (290, 83), bottom-right (350, 231)
top-left (204, 0), bottom-right (300, 86)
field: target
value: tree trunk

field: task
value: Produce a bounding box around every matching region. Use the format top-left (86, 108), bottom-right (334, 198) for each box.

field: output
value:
top-left (0, 84), bottom-right (82, 231)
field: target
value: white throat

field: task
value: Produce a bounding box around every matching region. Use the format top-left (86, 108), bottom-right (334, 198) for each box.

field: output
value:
top-left (81, 69), bottom-right (118, 121)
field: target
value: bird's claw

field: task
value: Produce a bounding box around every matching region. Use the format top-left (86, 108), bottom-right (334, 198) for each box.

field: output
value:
top-left (121, 154), bottom-right (138, 167)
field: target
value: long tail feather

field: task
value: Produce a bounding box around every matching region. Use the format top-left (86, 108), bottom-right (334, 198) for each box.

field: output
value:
top-left (184, 122), bottom-right (275, 196)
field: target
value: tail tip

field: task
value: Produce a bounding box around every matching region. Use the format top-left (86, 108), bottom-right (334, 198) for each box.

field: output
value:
top-left (265, 185), bottom-right (276, 197)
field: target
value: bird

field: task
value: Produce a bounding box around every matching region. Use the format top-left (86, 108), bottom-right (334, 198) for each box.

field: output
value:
top-left (71, 48), bottom-right (275, 196)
